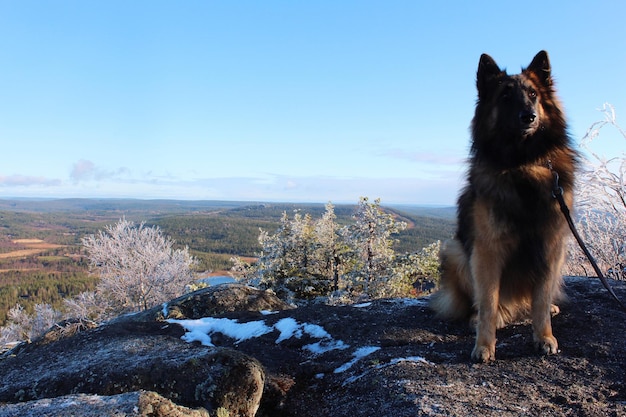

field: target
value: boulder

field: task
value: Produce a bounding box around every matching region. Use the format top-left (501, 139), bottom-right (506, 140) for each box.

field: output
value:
top-left (126, 284), bottom-right (295, 322)
top-left (0, 390), bottom-right (210, 417)
top-left (0, 285), bottom-right (279, 417)
top-left (0, 319), bottom-right (264, 417)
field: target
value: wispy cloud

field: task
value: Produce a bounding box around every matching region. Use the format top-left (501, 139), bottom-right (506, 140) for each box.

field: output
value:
top-left (70, 159), bottom-right (131, 183)
top-left (69, 159), bottom-right (96, 182)
top-left (0, 175), bottom-right (62, 187)
top-left (1, 164), bottom-right (462, 205)
top-left (182, 174), bottom-right (462, 205)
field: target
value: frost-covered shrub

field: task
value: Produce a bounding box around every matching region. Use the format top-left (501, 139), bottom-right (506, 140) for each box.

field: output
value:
top-left (565, 104), bottom-right (626, 279)
top-left (82, 219), bottom-right (196, 316)
top-left (0, 303), bottom-right (62, 344)
top-left (232, 197), bottom-right (444, 302)
top-left (390, 241), bottom-right (441, 297)
top-left (341, 197), bottom-right (407, 298)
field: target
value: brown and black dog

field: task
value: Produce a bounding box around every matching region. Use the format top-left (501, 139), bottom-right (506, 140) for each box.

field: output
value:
top-left (430, 51), bottom-right (578, 362)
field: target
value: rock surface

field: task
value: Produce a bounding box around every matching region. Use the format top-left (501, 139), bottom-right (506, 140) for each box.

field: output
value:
top-left (0, 390), bottom-right (211, 417)
top-left (1, 279), bottom-right (625, 416)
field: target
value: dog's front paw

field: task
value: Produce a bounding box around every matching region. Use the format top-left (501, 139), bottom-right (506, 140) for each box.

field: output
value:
top-left (534, 334), bottom-right (559, 355)
top-left (471, 343), bottom-right (495, 363)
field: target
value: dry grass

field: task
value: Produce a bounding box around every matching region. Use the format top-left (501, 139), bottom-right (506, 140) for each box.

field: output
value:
top-left (0, 239), bottom-right (65, 259)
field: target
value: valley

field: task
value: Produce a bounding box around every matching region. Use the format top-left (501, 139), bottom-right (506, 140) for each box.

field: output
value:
top-left (0, 198), bottom-right (455, 324)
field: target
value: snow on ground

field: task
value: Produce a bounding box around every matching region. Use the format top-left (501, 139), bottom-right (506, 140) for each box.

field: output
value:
top-left (274, 317), bottom-right (303, 343)
top-left (388, 356), bottom-right (433, 366)
top-left (352, 302), bottom-right (372, 308)
top-left (168, 315), bottom-right (349, 354)
top-left (167, 317), bottom-right (273, 346)
top-left (341, 355), bottom-right (433, 386)
top-left (302, 339), bottom-right (349, 354)
top-left (260, 310), bottom-right (278, 315)
top-left (167, 303), bottom-right (433, 382)
top-left (334, 346), bottom-right (381, 373)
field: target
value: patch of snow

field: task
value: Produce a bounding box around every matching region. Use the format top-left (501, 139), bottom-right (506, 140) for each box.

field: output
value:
top-left (301, 323), bottom-right (331, 339)
top-left (341, 354), bottom-right (433, 387)
top-left (180, 328), bottom-right (213, 346)
top-left (343, 372), bottom-right (368, 385)
top-left (274, 318), bottom-right (330, 343)
top-left (352, 302), bottom-right (372, 308)
top-left (260, 310), bottom-right (278, 315)
top-left (388, 356), bottom-right (433, 366)
top-left (334, 346), bottom-right (381, 373)
top-left (274, 318), bottom-right (349, 353)
top-left (303, 339), bottom-right (349, 354)
top-left (168, 317), bottom-right (273, 347)
top-left (274, 317), bottom-right (303, 343)
top-left (170, 315), bottom-right (349, 354)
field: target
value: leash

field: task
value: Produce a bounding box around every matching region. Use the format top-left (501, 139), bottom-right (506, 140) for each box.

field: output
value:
top-left (548, 160), bottom-right (626, 312)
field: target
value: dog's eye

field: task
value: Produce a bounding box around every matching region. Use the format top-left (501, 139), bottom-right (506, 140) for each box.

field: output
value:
top-left (528, 89), bottom-right (537, 99)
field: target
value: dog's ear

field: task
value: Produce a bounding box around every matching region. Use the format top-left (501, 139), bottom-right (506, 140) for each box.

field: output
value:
top-left (525, 50), bottom-right (552, 86)
top-left (476, 53), bottom-right (503, 99)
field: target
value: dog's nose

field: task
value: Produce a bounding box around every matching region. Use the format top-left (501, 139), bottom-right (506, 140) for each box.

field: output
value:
top-left (520, 111), bottom-right (537, 124)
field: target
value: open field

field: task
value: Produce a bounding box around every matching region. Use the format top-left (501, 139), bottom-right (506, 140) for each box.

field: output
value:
top-left (0, 239), bottom-right (65, 259)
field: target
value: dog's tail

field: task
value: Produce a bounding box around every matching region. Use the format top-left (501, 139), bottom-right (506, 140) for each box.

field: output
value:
top-left (430, 239), bottom-right (474, 320)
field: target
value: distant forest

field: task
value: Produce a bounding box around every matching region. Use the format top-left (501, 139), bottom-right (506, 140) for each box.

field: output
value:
top-left (0, 198), bottom-right (455, 324)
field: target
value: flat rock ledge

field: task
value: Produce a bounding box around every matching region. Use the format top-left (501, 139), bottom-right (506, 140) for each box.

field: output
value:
top-left (1, 279), bottom-right (625, 417)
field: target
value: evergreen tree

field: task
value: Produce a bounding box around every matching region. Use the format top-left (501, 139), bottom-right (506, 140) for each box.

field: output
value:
top-left (342, 197), bottom-right (407, 297)
top-left (391, 241), bottom-right (441, 296)
top-left (313, 202), bottom-right (346, 292)
top-left (255, 210), bottom-right (320, 299)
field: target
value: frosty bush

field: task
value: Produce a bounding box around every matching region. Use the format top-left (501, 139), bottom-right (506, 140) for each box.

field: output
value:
top-left (342, 197), bottom-right (407, 297)
top-left (565, 104), bottom-right (626, 279)
top-left (82, 219), bottom-right (196, 316)
top-left (251, 207), bottom-right (340, 300)
top-left (391, 241), bottom-right (441, 297)
top-left (1, 220), bottom-right (196, 343)
top-left (233, 198), bottom-right (442, 302)
top-left (63, 291), bottom-right (108, 321)
top-left (0, 303), bottom-right (62, 344)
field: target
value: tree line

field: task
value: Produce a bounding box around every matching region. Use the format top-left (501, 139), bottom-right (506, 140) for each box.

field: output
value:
top-left (0, 270), bottom-right (96, 324)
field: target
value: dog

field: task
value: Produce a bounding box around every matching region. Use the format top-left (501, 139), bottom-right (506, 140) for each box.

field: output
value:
top-left (430, 51), bottom-right (578, 362)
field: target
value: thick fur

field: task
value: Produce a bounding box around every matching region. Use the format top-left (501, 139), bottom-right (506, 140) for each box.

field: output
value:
top-left (430, 51), bottom-right (578, 362)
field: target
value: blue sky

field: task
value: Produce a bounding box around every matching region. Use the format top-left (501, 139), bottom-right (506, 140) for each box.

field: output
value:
top-left (1, 1), bottom-right (625, 205)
